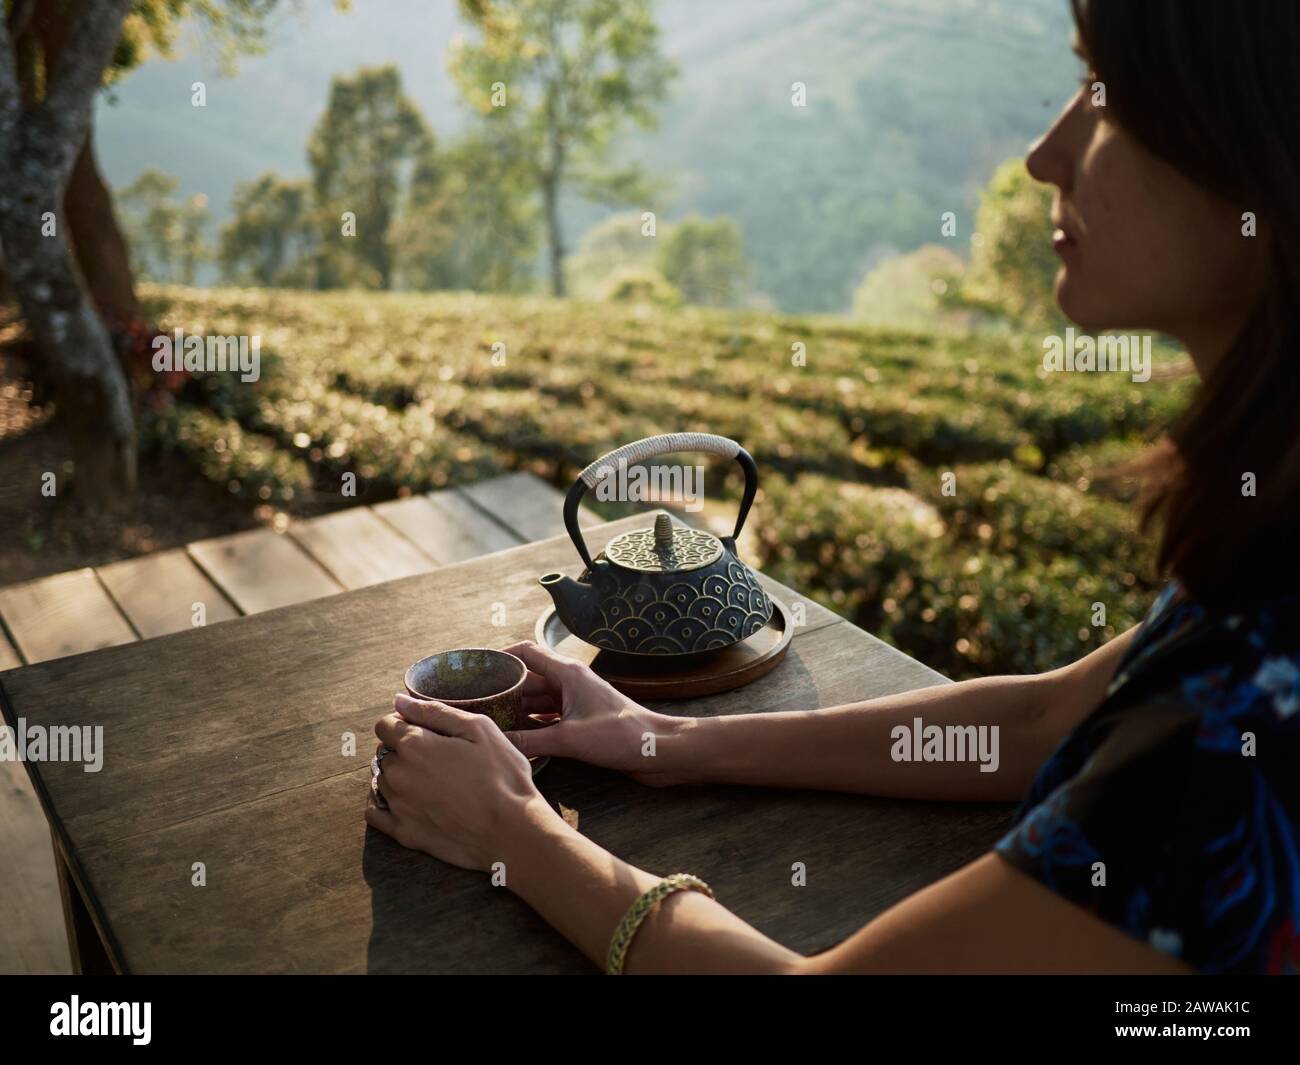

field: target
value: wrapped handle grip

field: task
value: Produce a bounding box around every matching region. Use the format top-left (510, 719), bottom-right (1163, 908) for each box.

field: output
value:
top-left (564, 433), bottom-right (758, 569)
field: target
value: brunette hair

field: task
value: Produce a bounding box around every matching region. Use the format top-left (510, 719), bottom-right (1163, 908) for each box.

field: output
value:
top-left (1071, 0), bottom-right (1300, 607)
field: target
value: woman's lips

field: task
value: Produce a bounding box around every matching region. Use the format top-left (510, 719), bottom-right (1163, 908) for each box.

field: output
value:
top-left (1052, 227), bottom-right (1078, 255)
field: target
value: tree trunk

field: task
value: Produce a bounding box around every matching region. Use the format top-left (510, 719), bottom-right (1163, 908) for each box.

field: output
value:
top-left (65, 129), bottom-right (141, 317)
top-left (0, 0), bottom-right (137, 506)
top-left (543, 176), bottom-right (565, 297)
top-left (34, 0), bottom-right (140, 318)
top-left (0, 178), bottom-right (138, 503)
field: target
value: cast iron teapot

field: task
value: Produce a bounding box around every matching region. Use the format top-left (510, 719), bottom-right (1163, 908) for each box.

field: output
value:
top-left (539, 433), bottom-right (773, 656)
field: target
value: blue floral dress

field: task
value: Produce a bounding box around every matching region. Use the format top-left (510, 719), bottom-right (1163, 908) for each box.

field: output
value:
top-left (995, 579), bottom-right (1300, 974)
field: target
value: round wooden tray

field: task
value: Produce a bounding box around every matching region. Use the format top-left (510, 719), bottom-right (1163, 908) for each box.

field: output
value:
top-left (534, 595), bottom-right (792, 700)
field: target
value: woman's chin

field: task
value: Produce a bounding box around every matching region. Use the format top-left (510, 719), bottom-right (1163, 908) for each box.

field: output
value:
top-left (1054, 274), bottom-right (1113, 333)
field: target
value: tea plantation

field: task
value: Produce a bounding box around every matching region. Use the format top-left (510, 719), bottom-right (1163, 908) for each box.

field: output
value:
top-left (140, 285), bottom-right (1194, 680)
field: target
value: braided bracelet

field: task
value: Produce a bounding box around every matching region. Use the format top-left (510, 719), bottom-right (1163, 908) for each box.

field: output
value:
top-left (606, 874), bottom-right (715, 975)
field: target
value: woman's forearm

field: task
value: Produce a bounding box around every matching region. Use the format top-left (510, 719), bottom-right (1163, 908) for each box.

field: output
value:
top-left (660, 672), bottom-right (1060, 801)
top-left (503, 796), bottom-right (800, 973)
top-left (656, 628), bottom-right (1137, 801)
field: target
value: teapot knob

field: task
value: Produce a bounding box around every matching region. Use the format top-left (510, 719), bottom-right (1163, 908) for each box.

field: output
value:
top-left (654, 512), bottom-right (673, 545)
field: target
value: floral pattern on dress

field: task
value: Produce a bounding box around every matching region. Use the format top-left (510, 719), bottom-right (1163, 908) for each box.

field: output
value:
top-left (994, 579), bottom-right (1300, 974)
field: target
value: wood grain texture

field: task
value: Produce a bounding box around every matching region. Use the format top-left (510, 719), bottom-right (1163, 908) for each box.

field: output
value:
top-left (98, 549), bottom-right (241, 639)
top-left (2, 514), bottom-right (999, 974)
top-left (188, 528), bottom-right (342, 614)
top-left (0, 760), bottom-right (71, 973)
top-left (289, 508), bottom-right (436, 590)
top-left (0, 568), bottom-right (137, 664)
top-left (372, 491), bottom-right (521, 564)
top-left (0, 627), bottom-right (21, 671)
top-left (458, 471), bottom-right (603, 544)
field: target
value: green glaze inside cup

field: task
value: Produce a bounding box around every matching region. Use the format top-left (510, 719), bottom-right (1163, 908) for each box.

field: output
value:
top-left (404, 648), bottom-right (526, 732)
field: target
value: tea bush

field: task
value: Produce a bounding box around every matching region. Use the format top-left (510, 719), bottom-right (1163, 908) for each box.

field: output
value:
top-left (139, 285), bottom-right (1194, 679)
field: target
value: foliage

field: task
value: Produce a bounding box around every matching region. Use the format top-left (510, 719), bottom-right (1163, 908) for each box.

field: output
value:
top-left (565, 211), bottom-right (659, 298)
top-left (656, 216), bottom-right (749, 308)
top-left (140, 284), bottom-right (1195, 679)
top-left (595, 265), bottom-right (680, 307)
top-left (952, 158), bottom-right (1062, 329)
top-left (141, 403), bottom-right (313, 502)
top-left (450, 0), bottom-right (677, 294)
top-left (109, 1), bottom-right (283, 83)
top-left (853, 244), bottom-right (967, 330)
top-left (217, 172), bottom-right (317, 287)
top-left (116, 168), bottom-right (212, 283)
top-left (424, 125), bottom-right (541, 294)
top-left (306, 64), bottom-right (441, 291)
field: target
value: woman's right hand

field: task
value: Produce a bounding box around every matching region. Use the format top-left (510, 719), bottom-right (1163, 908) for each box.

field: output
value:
top-left (500, 640), bottom-right (694, 787)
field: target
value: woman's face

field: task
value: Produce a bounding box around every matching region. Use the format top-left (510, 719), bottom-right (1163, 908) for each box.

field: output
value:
top-left (1025, 50), bottom-right (1266, 372)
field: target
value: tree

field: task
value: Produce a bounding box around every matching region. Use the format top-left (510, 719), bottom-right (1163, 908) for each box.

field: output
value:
top-left (450, 0), bottom-right (676, 297)
top-left (954, 158), bottom-right (1061, 329)
top-left (431, 126), bottom-right (542, 294)
top-left (116, 169), bottom-right (212, 284)
top-left (5, 1), bottom-right (285, 317)
top-left (175, 192), bottom-right (210, 285)
top-left (118, 169), bottom-right (180, 280)
top-left (564, 210), bottom-right (658, 298)
top-left (219, 173), bottom-right (317, 288)
top-left (656, 215), bottom-right (749, 308)
top-left (0, 0), bottom-right (138, 502)
top-left (0, 0), bottom-right (287, 504)
top-left (307, 64), bottom-right (439, 291)
top-left (390, 131), bottom-right (465, 292)
top-left (853, 244), bottom-right (967, 330)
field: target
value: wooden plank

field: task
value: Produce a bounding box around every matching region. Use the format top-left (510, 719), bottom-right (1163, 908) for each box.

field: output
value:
top-left (0, 626), bottom-right (21, 671)
top-left (188, 528), bottom-right (343, 615)
top-left (289, 507), bottom-right (436, 590)
top-left (1, 513), bottom-right (991, 975)
top-left (98, 548), bottom-right (241, 638)
top-left (373, 491), bottom-right (522, 564)
top-left (0, 761), bottom-right (71, 973)
top-left (458, 471), bottom-right (604, 544)
top-left (0, 568), bottom-right (137, 665)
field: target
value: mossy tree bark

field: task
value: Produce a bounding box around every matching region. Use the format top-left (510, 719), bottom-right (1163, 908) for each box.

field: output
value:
top-left (0, 0), bottom-right (137, 506)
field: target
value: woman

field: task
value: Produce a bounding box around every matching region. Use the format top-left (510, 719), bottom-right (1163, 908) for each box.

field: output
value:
top-left (367, 0), bottom-right (1300, 974)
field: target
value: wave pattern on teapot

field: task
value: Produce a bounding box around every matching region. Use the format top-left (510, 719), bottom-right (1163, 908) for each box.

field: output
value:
top-left (584, 561), bottom-right (771, 654)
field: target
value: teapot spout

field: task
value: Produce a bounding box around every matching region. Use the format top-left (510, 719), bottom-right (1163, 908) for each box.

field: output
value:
top-left (539, 571), bottom-right (593, 633)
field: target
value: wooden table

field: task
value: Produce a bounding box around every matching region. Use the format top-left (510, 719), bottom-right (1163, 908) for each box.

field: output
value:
top-left (1, 513), bottom-right (1015, 974)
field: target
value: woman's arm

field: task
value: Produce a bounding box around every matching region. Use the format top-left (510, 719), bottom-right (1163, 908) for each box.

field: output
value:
top-left (665, 625), bottom-right (1139, 801)
top-left (505, 628), bottom-right (1138, 803)
top-left (371, 664), bottom-right (1189, 975)
top-left (498, 790), bottom-right (1190, 974)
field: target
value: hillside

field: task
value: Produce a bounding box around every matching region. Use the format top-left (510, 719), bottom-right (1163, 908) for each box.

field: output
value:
top-left (138, 285), bottom-right (1193, 680)
top-left (98, 0), bottom-right (1077, 312)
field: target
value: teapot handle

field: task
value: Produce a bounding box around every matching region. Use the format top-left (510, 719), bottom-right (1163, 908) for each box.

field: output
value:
top-left (562, 432), bottom-right (759, 570)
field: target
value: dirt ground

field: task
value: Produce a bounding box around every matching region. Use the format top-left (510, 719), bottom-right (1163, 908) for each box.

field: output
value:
top-left (0, 347), bottom-right (264, 587)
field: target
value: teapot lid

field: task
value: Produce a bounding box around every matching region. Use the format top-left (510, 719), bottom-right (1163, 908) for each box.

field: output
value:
top-left (603, 513), bottom-right (723, 573)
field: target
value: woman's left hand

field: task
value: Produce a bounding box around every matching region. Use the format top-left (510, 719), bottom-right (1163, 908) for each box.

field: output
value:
top-left (365, 693), bottom-right (546, 871)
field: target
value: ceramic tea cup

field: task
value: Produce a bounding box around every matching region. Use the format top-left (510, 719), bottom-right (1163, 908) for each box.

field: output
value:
top-left (403, 648), bottom-right (527, 733)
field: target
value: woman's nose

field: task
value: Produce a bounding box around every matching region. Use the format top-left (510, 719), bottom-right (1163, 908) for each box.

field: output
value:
top-left (1026, 98), bottom-right (1078, 190)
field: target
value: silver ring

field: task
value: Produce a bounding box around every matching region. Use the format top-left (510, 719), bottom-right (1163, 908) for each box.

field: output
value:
top-left (370, 744), bottom-right (394, 809)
